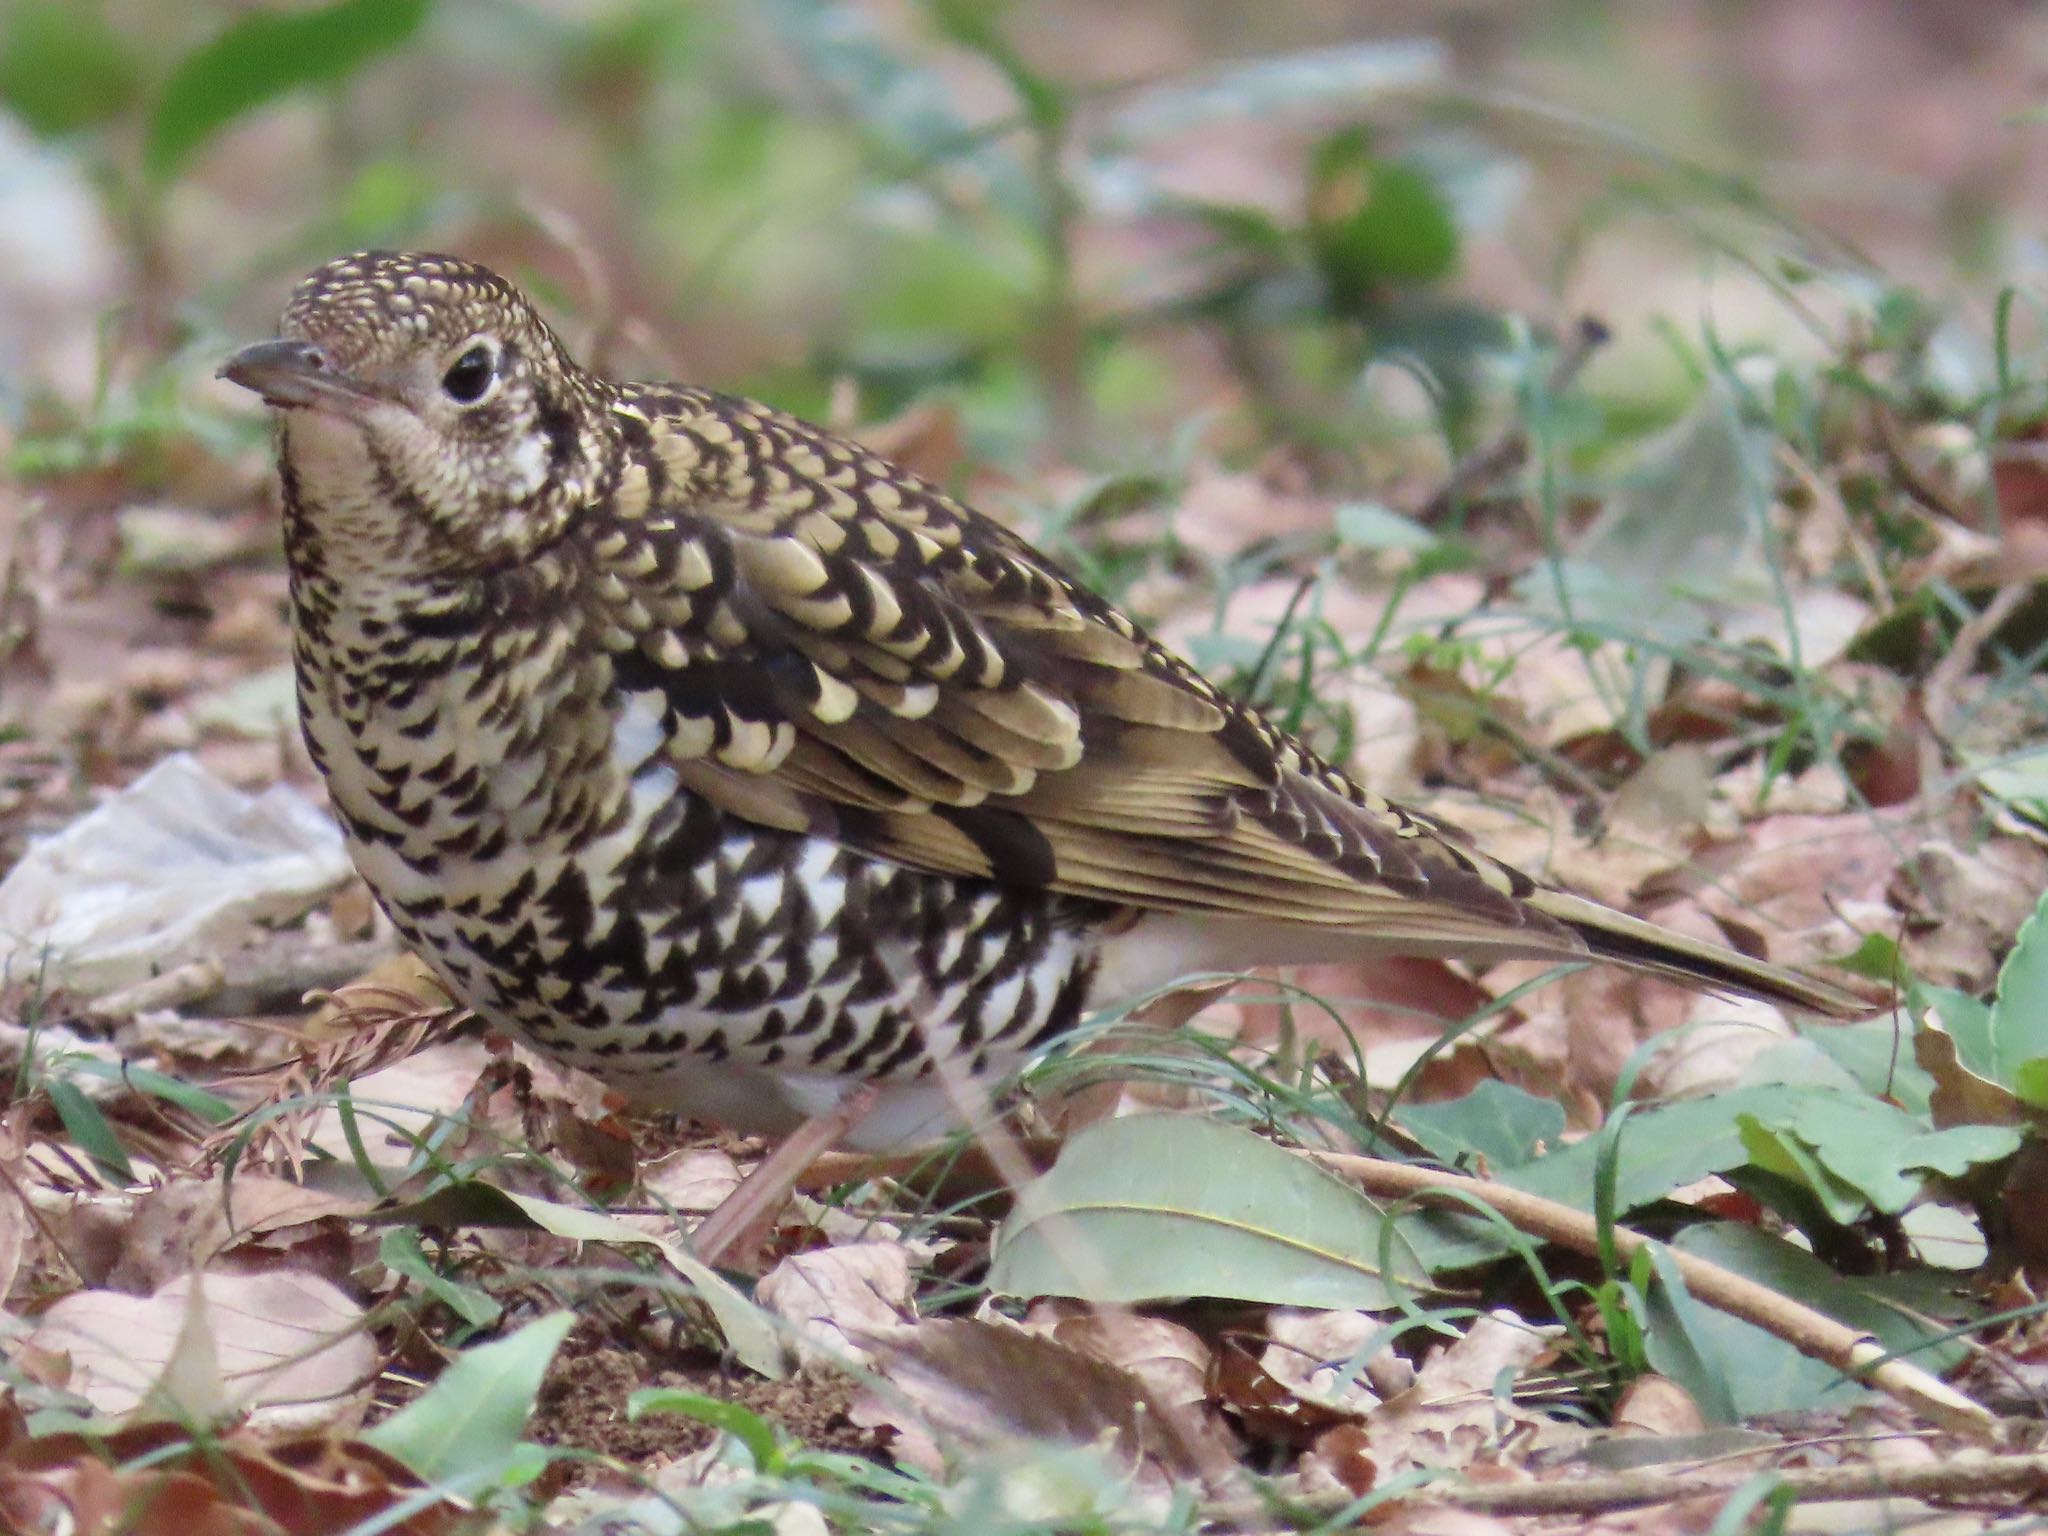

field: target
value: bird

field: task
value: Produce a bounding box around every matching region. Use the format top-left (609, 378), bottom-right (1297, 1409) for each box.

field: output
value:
top-left (221, 250), bottom-right (1866, 1258)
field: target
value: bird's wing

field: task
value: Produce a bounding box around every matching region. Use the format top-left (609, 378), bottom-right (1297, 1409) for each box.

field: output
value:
top-left (591, 386), bottom-right (1863, 1015)
top-left (597, 388), bottom-right (1541, 928)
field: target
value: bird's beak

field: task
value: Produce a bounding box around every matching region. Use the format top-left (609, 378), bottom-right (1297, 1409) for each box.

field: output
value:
top-left (218, 339), bottom-right (376, 413)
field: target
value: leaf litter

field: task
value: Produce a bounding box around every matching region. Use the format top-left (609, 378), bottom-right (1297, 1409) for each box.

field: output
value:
top-left (5, 14), bottom-right (2048, 1532)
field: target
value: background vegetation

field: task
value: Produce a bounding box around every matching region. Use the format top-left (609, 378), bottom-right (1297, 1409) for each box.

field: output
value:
top-left (3, 2), bottom-right (2048, 1532)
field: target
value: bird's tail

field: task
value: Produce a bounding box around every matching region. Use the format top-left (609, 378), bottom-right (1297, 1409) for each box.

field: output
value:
top-left (1523, 889), bottom-right (1872, 1019)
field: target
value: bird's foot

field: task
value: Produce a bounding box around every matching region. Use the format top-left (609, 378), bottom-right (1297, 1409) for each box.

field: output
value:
top-left (687, 1083), bottom-right (881, 1270)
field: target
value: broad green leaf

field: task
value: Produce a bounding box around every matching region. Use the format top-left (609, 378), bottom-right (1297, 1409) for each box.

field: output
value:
top-left (0, 1), bottom-right (143, 137)
top-left (1735, 1094), bottom-right (2019, 1219)
top-left (1647, 1225), bottom-right (1962, 1420)
top-left (1504, 1085), bottom-right (1810, 1214)
top-left (366, 1311), bottom-right (572, 1484)
top-left (371, 1182), bottom-right (789, 1378)
top-left (1790, 1014), bottom-right (1932, 1117)
top-left (990, 1115), bottom-right (1435, 1307)
top-left (1393, 1079), bottom-right (1564, 1169)
top-left (1828, 930), bottom-right (1905, 984)
top-left (1992, 888), bottom-right (2048, 1096)
top-left (146, 0), bottom-right (432, 183)
top-left (1919, 984), bottom-right (1997, 1080)
top-left (1735, 1118), bottom-right (1869, 1226)
top-left (1308, 128), bottom-right (1460, 301)
top-left (1636, 1244), bottom-right (1736, 1424)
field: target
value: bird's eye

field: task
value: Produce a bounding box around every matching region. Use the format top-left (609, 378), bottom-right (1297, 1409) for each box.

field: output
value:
top-left (440, 343), bottom-right (497, 405)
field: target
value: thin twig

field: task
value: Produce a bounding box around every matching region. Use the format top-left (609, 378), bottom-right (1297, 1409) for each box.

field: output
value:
top-left (1305, 1151), bottom-right (2002, 1446)
top-left (1416, 315), bottom-right (1610, 526)
top-left (1921, 582), bottom-right (2030, 743)
top-left (1205, 1448), bottom-right (2048, 1523)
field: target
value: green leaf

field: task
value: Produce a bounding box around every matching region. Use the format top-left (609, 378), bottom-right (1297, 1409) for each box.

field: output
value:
top-left (1636, 1244), bottom-right (1737, 1424)
top-left (146, 0), bottom-right (432, 183)
top-left (1991, 887), bottom-right (2048, 1094)
top-left (1648, 1226), bottom-right (1963, 1419)
top-left (0, 1), bottom-right (143, 137)
top-left (1393, 1080), bottom-right (1564, 1169)
top-left (1977, 747), bottom-right (2048, 828)
top-left (1792, 1015), bottom-right (1934, 1118)
top-left (44, 1078), bottom-right (134, 1182)
top-left (1829, 930), bottom-right (1904, 985)
top-left (1308, 127), bottom-right (1460, 304)
top-left (379, 1229), bottom-right (503, 1331)
top-left (1504, 1085), bottom-right (1806, 1214)
top-left (629, 1389), bottom-right (780, 1472)
top-left (1919, 984), bottom-right (1997, 1080)
top-left (60, 1058), bottom-right (235, 1124)
top-left (1736, 1093), bottom-right (2019, 1219)
top-left (370, 1181), bottom-right (790, 1379)
top-left (365, 1311), bottom-right (573, 1484)
top-left (990, 1115), bottom-right (1436, 1307)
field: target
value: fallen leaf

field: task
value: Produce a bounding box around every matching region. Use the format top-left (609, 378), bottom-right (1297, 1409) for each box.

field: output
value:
top-left (640, 1147), bottom-right (743, 1215)
top-left (27, 1270), bottom-right (375, 1432)
top-left (1261, 1306), bottom-right (1412, 1416)
top-left (1366, 1311), bottom-right (1584, 1477)
top-left (1297, 1421), bottom-right (1377, 1498)
top-left (862, 1317), bottom-right (1233, 1487)
top-left (109, 1175), bottom-right (367, 1293)
top-left (1612, 1374), bottom-right (1707, 1437)
top-left (755, 1241), bottom-right (916, 1369)
top-left (1034, 1306), bottom-right (1213, 1419)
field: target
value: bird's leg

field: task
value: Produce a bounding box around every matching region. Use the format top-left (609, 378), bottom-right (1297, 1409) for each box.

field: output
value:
top-left (688, 1083), bottom-right (880, 1268)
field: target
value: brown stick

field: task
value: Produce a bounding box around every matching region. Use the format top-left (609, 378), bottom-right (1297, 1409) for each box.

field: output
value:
top-left (1206, 1448), bottom-right (2048, 1522)
top-left (1306, 1151), bottom-right (2001, 1446)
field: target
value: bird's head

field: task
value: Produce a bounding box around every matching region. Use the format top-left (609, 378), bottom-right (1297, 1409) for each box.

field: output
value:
top-left (222, 250), bottom-right (612, 576)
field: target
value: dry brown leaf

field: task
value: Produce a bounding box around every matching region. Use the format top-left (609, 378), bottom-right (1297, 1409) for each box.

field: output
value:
top-left (1369, 1508), bottom-right (1522, 1536)
top-left (0, 1399), bottom-right (469, 1536)
top-left (1296, 1421), bottom-right (1377, 1499)
top-left (1366, 1311), bottom-right (1586, 1479)
top-left (1261, 1307), bottom-right (1413, 1416)
top-left (301, 1036), bottom-right (491, 1167)
top-left (109, 1176), bottom-right (367, 1293)
top-left (26, 1270), bottom-right (375, 1432)
top-left (1634, 995), bottom-right (1796, 1102)
top-left (1611, 1374), bottom-right (1707, 1438)
top-left (1230, 958), bottom-right (1498, 1075)
top-left (854, 400), bottom-right (963, 486)
top-left (640, 1147), bottom-right (743, 1215)
top-left (1031, 1305), bottom-right (1214, 1419)
top-left (754, 1241), bottom-right (915, 1369)
top-left (1892, 834), bottom-right (2048, 992)
top-left (861, 1317), bottom-right (1234, 1487)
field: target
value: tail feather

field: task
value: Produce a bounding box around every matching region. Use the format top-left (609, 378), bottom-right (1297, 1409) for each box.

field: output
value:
top-left (1524, 889), bottom-right (1871, 1019)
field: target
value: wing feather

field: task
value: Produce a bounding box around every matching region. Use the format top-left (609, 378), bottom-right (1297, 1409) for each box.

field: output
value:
top-left (587, 388), bottom-right (1859, 1020)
